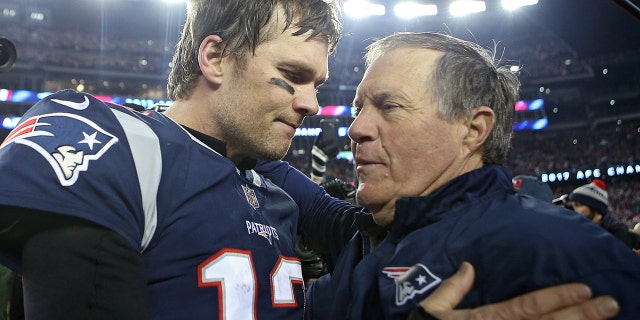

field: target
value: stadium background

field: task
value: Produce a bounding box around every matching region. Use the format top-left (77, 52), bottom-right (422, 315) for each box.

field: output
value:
top-left (1, 0), bottom-right (639, 227)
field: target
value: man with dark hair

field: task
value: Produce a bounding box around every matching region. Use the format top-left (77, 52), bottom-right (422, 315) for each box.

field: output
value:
top-left (0, 1), bottom-right (341, 319)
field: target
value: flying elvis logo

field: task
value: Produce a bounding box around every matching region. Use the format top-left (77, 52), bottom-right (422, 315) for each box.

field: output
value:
top-left (382, 264), bottom-right (442, 306)
top-left (0, 98), bottom-right (118, 186)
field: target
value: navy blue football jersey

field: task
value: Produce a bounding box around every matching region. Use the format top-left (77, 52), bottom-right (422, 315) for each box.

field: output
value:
top-left (0, 90), bottom-right (305, 319)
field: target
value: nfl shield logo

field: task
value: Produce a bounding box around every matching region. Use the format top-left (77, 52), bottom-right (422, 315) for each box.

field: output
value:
top-left (242, 184), bottom-right (260, 210)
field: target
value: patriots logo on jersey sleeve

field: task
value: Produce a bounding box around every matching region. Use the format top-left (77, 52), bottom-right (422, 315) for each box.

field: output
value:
top-left (382, 264), bottom-right (442, 306)
top-left (0, 112), bottom-right (119, 186)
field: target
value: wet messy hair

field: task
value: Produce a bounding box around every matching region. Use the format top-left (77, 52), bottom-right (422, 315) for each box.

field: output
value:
top-left (167, 0), bottom-right (342, 101)
top-left (364, 32), bottom-right (520, 165)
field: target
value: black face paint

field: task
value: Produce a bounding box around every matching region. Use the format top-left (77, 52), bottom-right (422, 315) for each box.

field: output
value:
top-left (269, 78), bottom-right (295, 95)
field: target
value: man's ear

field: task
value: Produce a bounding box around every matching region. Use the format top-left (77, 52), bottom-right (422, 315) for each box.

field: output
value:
top-left (464, 106), bottom-right (495, 151)
top-left (198, 35), bottom-right (225, 85)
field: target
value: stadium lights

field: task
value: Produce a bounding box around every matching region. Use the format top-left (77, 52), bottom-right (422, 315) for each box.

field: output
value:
top-left (450, 0), bottom-right (486, 16)
top-left (344, 0), bottom-right (386, 18)
top-left (501, 0), bottom-right (539, 11)
top-left (394, 2), bottom-right (438, 18)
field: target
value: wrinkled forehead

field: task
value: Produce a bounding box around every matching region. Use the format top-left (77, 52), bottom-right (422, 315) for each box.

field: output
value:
top-left (354, 48), bottom-right (442, 106)
top-left (362, 48), bottom-right (441, 86)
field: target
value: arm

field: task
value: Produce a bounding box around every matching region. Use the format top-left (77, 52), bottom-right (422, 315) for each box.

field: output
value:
top-left (0, 206), bottom-right (149, 319)
top-left (412, 262), bottom-right (619, 320)
top-left (255, 160), bottom-right (362, 268)
top-left (601, 213), bottom-right (640, 249)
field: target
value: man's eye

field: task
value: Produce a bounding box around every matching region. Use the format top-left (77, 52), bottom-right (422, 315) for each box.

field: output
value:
top-left (285, 71), bottom-right (303, 83)
top-left (380, 103), bottom-right (397, 111)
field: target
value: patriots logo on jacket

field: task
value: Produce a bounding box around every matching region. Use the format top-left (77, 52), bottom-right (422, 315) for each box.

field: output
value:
top-left (382, 264), bottom-right (442, 306)
top-left (0, 112), bottom-right (119, 186)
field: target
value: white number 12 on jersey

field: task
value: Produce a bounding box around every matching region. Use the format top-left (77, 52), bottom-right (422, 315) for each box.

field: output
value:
top-left (199, 248), bottom-right (304, 319)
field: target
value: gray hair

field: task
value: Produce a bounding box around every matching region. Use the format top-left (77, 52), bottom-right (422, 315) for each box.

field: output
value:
top-left (167, 0), bottom-right (342, 101)
top-left (364, 32), bottom-right (520, 165)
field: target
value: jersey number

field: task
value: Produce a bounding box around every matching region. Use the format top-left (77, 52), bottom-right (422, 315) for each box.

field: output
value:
top-left (198, 249), bottom-right (304, 319)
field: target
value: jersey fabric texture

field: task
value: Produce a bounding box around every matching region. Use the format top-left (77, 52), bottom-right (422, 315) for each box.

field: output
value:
top-left (0, 90), bottom-right (305, 319)
top-left (304, 165), bottom-right (640, 320)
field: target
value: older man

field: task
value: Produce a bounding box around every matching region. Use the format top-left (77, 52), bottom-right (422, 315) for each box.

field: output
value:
top-left (264, 31), bottom-right (637, 319)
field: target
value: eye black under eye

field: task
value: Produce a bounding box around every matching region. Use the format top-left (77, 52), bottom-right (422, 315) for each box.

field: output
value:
top-left (269, 78), bottom-right (295, 95)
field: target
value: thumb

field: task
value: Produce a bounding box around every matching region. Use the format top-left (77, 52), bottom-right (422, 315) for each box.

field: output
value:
top-left (420, 262), bottom-right (474, 314)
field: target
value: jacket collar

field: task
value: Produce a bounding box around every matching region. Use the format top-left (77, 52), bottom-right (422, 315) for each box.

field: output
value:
top-left (390, 165), bottom-right (513, 237)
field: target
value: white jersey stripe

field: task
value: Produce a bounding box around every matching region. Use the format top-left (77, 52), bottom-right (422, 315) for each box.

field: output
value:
top-left (111, 109), bottom-right (161, 252)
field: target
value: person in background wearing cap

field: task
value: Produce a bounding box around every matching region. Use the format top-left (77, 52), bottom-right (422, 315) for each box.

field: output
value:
top-left (512, 175), bottom-right (553, 202)
top-left (569, 179), bottom-right (640, 251)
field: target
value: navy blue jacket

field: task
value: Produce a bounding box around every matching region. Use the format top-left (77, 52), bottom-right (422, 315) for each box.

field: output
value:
top-left (302, 165), bottom-right (640, 319)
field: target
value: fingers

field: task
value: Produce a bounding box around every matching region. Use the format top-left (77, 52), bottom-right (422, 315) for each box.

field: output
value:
top-left (489, 283), bottom-right (618, 319)
top-left (539, 295), bottom-right (619, 320)
top-left (460, 283), bottom-right (595, 319)
top-left (438, 282), bottom-right (619, 320)
top-left (498, 283), bottom-right (595, 318)
top-left (419, 262), bottom-right (620, 320)
top-left (420, 262), bottom-right (474, 314)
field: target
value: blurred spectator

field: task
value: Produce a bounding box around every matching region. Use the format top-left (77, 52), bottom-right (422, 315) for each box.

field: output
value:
top-left (512, 175), bottom-right (553, 202)
top-left (508, 120), bottom-right (640, 228)
top-left (568, 179), bottom-right (640, 250)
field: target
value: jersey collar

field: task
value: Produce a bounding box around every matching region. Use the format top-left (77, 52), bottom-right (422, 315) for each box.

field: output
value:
top-left (182, 125), bottom-right (257, 170)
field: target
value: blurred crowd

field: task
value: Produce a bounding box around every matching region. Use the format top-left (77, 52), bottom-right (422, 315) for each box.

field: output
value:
top-left (509, 120), bottom-right (640, 228)
top-left (3, 23), bottom-right (618, 103)
top-left (5, 25), bottom-right (169, 74)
